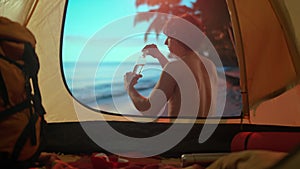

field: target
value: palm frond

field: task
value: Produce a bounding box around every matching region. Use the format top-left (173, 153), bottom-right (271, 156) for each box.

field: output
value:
top-left (134, 12), bottom-right (156, 26)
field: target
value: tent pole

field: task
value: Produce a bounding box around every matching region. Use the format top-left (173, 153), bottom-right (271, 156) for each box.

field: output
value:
top-left (226, 0), bottom-right (250, 124)
top-left (24, 0), bottom-right (39, 27)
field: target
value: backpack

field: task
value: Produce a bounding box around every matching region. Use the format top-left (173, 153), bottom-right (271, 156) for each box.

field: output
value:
top-left (0, 17), bottom-right (46, 168)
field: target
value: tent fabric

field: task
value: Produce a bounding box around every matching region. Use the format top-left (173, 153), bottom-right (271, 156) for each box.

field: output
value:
top-left (0, 0), bottom-right (37, 26)
top-left (227, 0), bottom-right (300, 125)
top-left (270, 0), bottom-right (300, 69)
top-left (228, 0), bottom-right (300, 108)
top-left (27, 0), bottom-right (78, 122)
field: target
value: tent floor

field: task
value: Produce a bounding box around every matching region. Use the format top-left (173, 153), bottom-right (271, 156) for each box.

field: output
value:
top-left (44, 121), bottom-right (300, 157)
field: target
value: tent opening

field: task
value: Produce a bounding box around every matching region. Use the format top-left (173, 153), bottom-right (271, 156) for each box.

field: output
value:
top-left (61, 0), bottom-right (242, 120)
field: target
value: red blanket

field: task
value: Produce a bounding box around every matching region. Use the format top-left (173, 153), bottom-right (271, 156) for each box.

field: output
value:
top-left (68, 154), bottom-right (181, 169)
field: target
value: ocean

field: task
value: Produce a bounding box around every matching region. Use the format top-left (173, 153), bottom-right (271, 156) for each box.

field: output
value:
top-left (63, 61), bottom-right (242, 117)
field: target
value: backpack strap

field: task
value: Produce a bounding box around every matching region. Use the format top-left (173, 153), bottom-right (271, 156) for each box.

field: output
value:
top-left (0, 71), bottom-right (9, 106)
top-left (11, 111), bottom-right (38, 159)
top-left (0, 54), bottom-right (23, 70)
top-left (23, 42), bottom-right (46, 116)
top-left (0, 100), bottom-right (31, 119)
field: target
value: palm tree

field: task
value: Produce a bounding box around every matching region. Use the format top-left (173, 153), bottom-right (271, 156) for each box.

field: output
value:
top-left (134, 0), bottom-right (238, 67)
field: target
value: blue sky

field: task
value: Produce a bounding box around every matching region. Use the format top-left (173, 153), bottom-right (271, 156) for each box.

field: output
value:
top-left (62, 0), bottom-right (195, 62)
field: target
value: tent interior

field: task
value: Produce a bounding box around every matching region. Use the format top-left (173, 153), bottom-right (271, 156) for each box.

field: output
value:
top-left (1, 0), bottom-right (300, 168)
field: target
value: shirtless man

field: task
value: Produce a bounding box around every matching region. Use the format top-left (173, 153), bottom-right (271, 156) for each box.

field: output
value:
top-left (124, 14), bottom-right (218, 118)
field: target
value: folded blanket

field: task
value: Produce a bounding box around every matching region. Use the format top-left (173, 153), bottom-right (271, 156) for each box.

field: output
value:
top-left (206, 150), bottom-right (287, 169)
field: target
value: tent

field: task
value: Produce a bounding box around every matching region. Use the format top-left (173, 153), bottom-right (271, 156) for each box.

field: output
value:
top-left (227, 0), bottom-right (300, 126)
top-left (1, 0), bottom-right (300, 165)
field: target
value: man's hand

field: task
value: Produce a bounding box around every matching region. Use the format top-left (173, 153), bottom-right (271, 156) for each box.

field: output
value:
top-left (124, 72), bottom-right (142, 91)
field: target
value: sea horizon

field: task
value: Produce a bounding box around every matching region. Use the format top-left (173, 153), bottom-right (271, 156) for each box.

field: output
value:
top-left (62, 61), bottom-right (242, 117)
